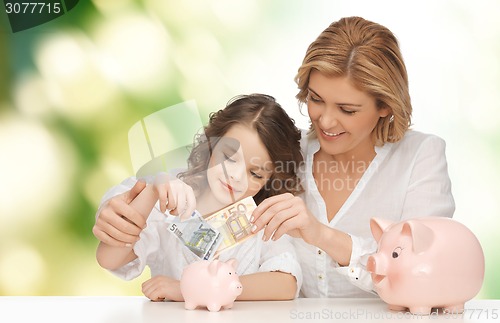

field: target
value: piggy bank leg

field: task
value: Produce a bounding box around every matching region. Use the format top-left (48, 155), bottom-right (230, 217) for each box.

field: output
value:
top-left (408, 306), bottom-right (432, 315)
top-left (207, 303), bottom-right (222, 312)
top-left (388, 304), bottom-right (407, 312)
top-left (443, 304), bottom-right (465, 314)
top-left (184, 302), bottom-right (198, 310)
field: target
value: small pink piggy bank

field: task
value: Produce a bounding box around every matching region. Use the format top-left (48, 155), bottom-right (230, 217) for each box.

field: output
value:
top-left (367, 217), bottom-right (484, 315)
top-left (180, 259), bottom-right (243, 312)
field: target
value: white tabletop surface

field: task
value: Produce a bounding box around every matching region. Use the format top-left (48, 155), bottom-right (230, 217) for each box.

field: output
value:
top-left (0, 297), bottom-right (498, 323)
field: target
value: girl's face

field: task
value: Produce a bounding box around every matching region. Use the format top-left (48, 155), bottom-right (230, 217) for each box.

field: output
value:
top-left (307, 71), bottom-right (390, 159)
top-left (206, 124), bottom-right (273, 207)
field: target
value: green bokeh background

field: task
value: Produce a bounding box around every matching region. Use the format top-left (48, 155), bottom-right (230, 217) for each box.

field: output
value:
top-left (0, 0), bottom-right (499, 298)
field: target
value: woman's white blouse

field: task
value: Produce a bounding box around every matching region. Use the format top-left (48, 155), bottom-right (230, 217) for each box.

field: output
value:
top-left (296, 130), bottom-right (455, 298)
top-left (97, 177), bottom-right (303, 296)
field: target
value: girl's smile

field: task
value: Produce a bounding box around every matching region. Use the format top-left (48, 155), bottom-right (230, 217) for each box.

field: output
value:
top-left (218, 179), bottom-right (241, 194)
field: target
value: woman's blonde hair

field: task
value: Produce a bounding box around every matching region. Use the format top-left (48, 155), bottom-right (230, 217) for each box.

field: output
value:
top-left (295, 16), bottom-right (412, 145)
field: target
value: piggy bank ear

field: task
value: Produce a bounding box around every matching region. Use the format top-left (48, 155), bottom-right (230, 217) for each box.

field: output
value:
top-left (226, 258), bottom-right (238, 270)
top-left (402, 221), bottom-right (434, 254)
top-left (208, 260), bottom-right (222, 276)
top-left (370, 218), bottom-right (394, 242)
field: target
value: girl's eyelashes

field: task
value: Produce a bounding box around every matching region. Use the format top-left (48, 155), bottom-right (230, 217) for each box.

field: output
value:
top-left (250, 171), bottom-right (263, 179)
top-left (220, 150), bottom-right (269, 180)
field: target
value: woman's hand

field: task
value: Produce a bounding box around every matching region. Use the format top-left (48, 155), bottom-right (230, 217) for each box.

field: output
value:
top-left (153, 172), bottom-right (196, 220)
top-left (92, 180), bottom-right (147, 248)
top-left (252, 193), bottom-right (353, 266)
top-left (142, 276), bottom-right (183, 302)
top-left (251, 193), bottom-right (323, 245)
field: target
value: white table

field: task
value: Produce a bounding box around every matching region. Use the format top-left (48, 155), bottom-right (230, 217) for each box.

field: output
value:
top-left (0, 297), bottom-right (498, 323)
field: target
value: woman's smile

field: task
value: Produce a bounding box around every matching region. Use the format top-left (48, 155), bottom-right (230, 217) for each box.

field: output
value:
top-left (319, 128), bottom-right (346, 141)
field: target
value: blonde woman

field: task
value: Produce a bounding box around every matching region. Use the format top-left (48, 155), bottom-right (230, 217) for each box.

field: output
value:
top-left (251, 17), bottom-right (455, 297)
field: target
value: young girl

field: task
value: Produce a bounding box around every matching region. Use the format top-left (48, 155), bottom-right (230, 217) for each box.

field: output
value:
top-left (93, 94), bottom-right (304, 301)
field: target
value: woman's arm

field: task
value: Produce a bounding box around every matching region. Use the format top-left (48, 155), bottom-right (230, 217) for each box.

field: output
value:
top-left (96, 184), bottom-right (158, 270)
top-left (309, 224), bottom-right (353, 266)
top-left (93, 179), bottom-right (147, 248)
top-left (237, 271), bottom-right (297, 301)
top-left (95, 174), bottom-right (197, 270)
top-left (251, 193), bottom-right (353, 266)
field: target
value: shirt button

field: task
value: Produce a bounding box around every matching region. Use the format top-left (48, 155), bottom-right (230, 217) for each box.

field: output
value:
top-left (317, 249), bottom-right (322, 255)
top-left (318, 274), bottom-right (323, 280)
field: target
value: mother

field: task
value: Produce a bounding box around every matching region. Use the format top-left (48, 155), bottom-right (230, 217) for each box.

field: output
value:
top-left (250, 16), bottom-right (455, 297)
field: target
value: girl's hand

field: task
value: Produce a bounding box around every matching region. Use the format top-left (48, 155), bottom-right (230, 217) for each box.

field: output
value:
top-left (251, 193), bottom-right (322, 245)
top-left (92, 180), bottom-right (147, 247)
top-left (153, 172), bottom-right (196, 221)
top-left (142, 276), bottom-right (183, 302)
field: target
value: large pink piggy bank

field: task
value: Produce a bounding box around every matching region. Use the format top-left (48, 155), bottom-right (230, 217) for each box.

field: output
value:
top-left (367, 217), bottom-right (484, 315)
top-left (180, 259), bottom-right (243, 312)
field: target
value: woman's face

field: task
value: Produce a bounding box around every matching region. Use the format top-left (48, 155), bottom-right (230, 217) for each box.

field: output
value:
top-left (307, 71), bottom-right (389, 158)
top-left (206, 124), bottom-right (273, 207)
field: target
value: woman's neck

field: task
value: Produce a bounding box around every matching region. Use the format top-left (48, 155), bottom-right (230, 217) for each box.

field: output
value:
top-left (315, 141), bottom-right (377, 176)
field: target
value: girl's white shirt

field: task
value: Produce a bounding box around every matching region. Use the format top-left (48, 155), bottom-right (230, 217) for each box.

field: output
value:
top-left (98, 177), bottom-right (302, 297)
top-left (296, 129), bottom-right (455, 297)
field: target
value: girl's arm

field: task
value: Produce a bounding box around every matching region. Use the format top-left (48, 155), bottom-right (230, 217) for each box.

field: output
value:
top-left (96, 185), bottom-right (158, 270)
top-left (237, 271), bottom-right (297, 301)
top-left (139, 271), bottom-right (297, 302)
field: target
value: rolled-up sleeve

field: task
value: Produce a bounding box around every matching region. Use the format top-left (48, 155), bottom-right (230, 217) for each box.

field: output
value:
top-left (109, 223), bottom-right (161, 280)
top-left (334, 234), bottom-right (378, 294)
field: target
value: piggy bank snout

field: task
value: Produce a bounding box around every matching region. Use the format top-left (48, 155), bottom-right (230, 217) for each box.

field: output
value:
top-left (367, 255), bottom-right (386, 274)
top-left (231, 281), bottom-right (243, 296)
top-left (367, 254), bottom-right (387, 284)
top-left (367, 255), bottom-right (376, 273)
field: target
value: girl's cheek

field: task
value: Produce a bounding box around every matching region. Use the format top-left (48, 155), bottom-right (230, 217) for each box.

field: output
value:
top-left (245, 179), bottom-right (262, 195)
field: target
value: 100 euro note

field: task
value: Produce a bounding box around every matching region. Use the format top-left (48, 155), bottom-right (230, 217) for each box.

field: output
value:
top-left (166, 196), bottom-right (257, 260)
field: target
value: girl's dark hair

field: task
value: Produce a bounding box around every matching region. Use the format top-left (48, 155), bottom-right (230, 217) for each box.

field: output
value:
top-left (178, 94), bottom-right (303, 204)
